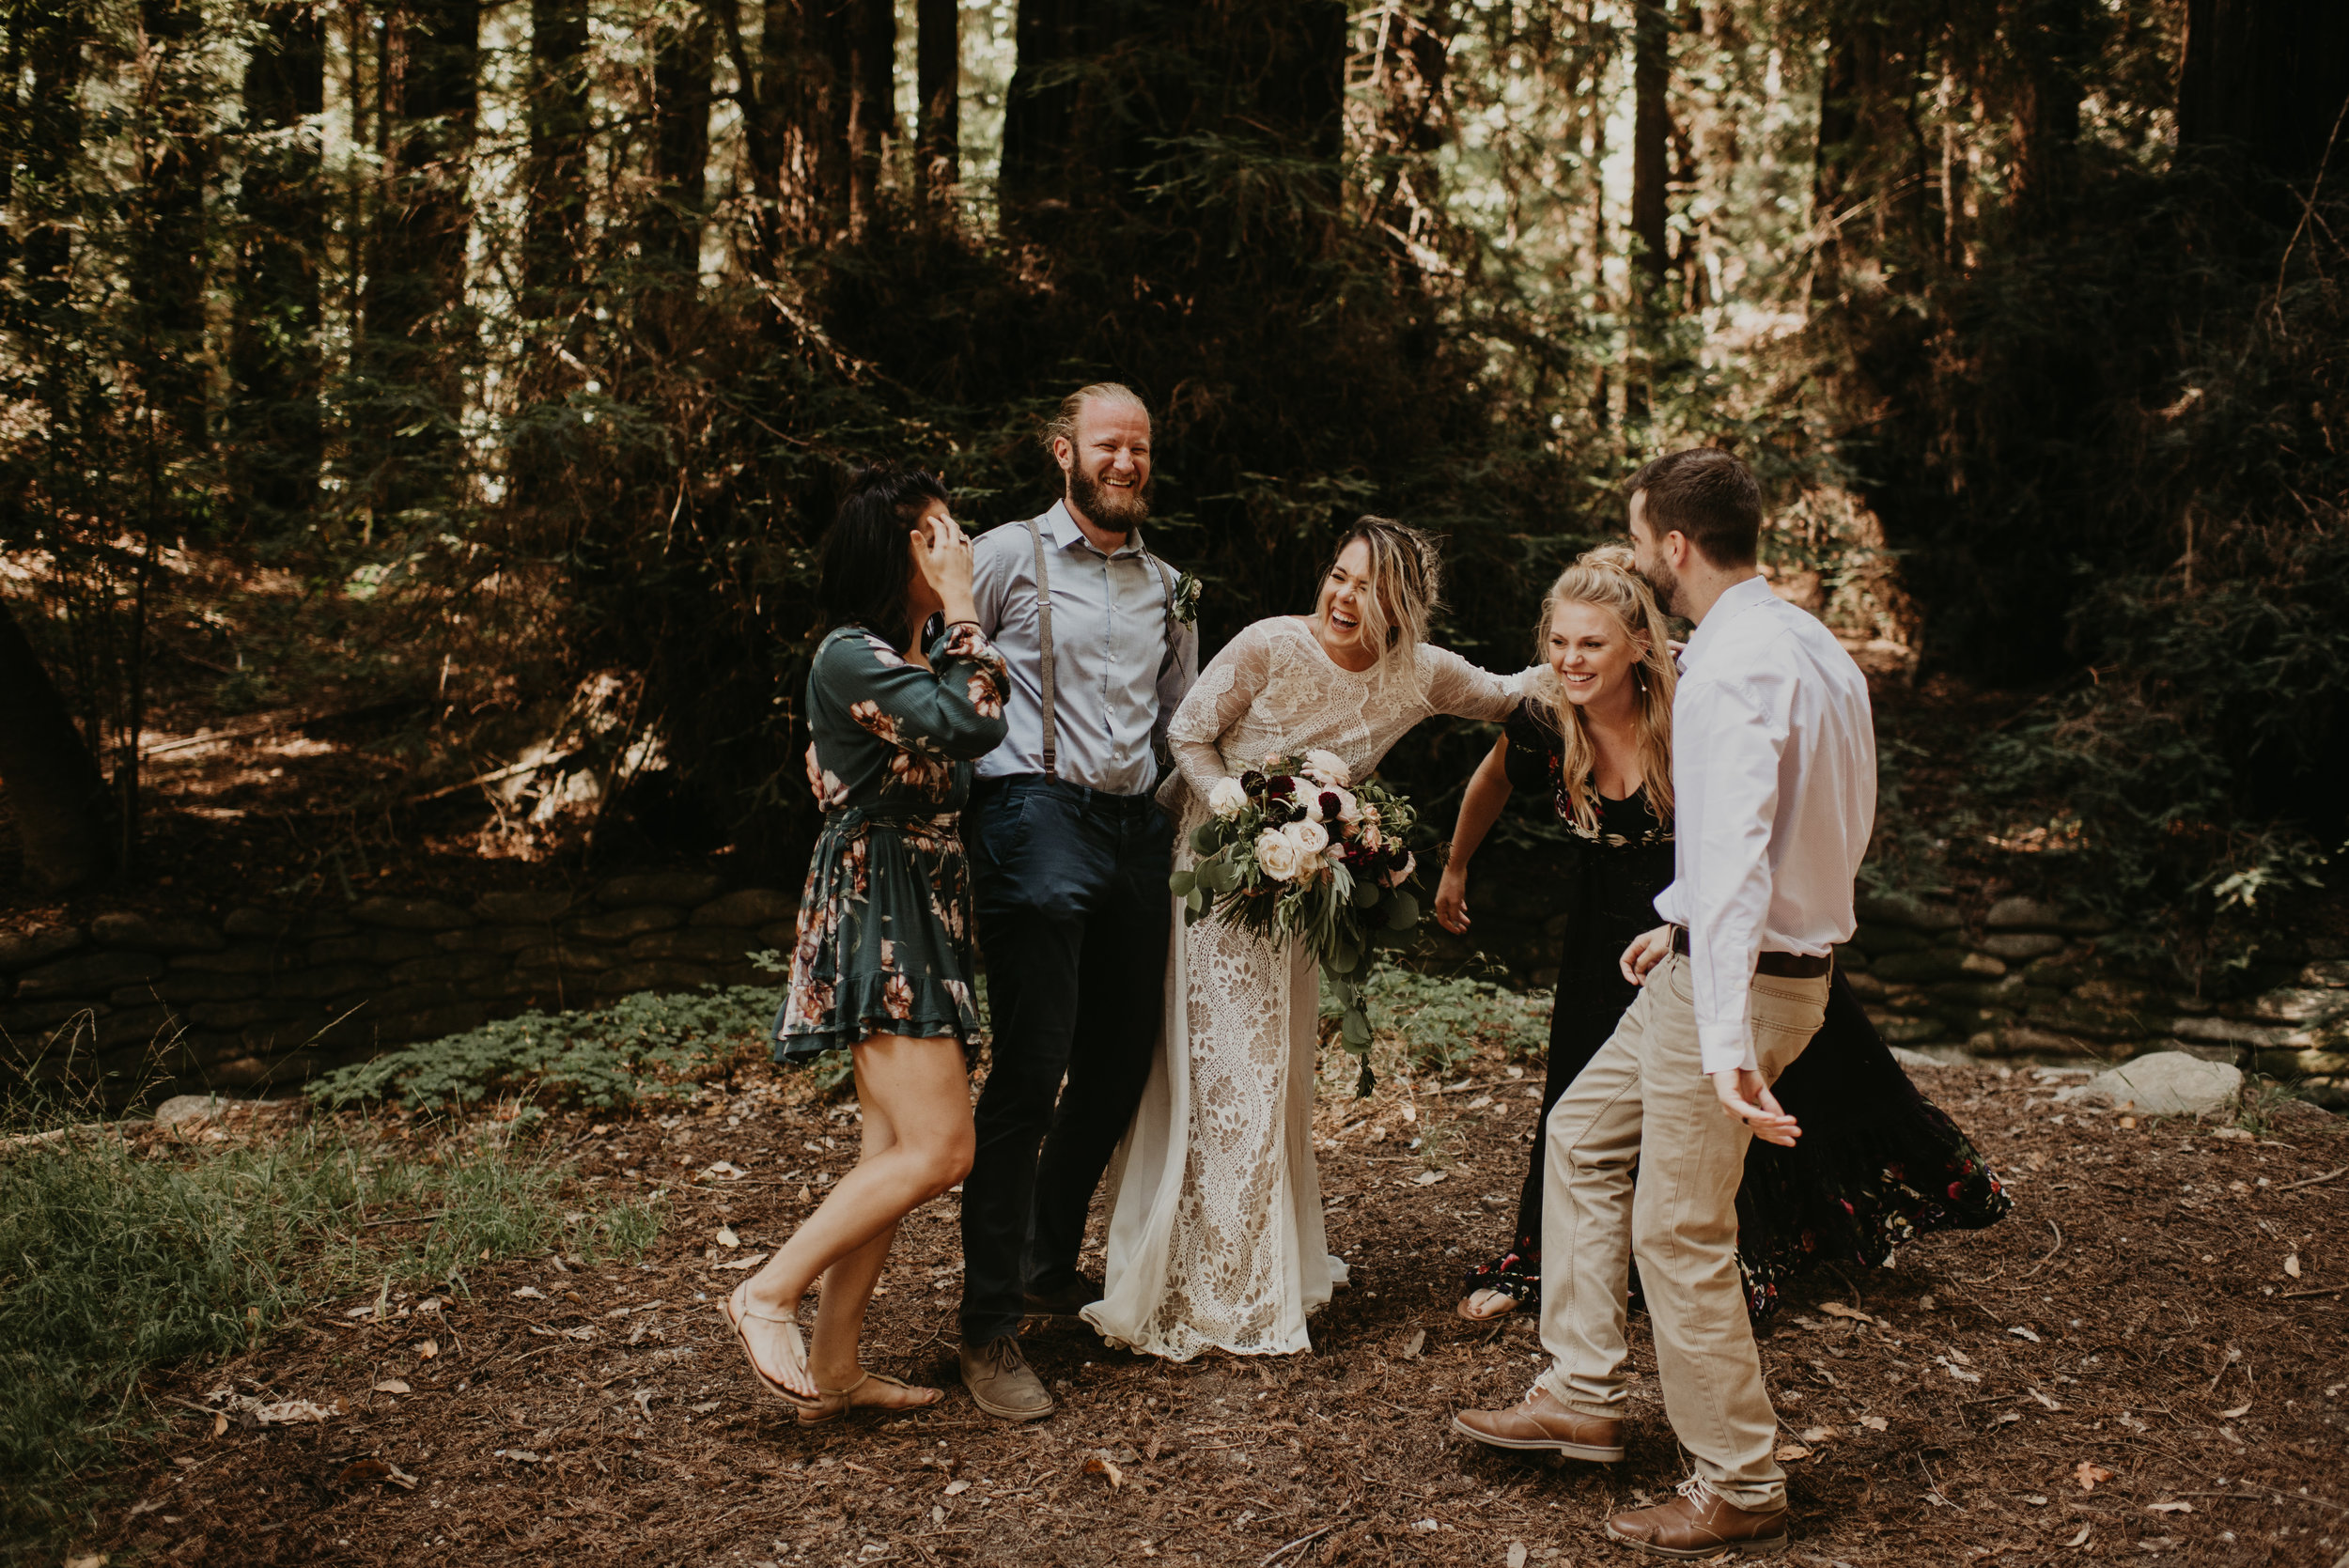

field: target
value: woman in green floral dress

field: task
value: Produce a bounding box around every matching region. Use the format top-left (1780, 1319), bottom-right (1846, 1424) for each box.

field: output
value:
top-left (719, 464), bottom-right (1010, 1426)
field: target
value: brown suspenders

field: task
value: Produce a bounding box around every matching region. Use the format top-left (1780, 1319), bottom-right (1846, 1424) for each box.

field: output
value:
top-left (1022, 513), bottom-right (1176, 783)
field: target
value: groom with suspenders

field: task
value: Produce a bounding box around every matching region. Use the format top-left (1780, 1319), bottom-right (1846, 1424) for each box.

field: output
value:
top-left (956, 383), bottom-right (1198, 1421)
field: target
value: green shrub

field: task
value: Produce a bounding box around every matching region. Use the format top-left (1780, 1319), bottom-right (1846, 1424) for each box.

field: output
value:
top-left (308, 983), bottom-right (786, 1114)
top-left (1326, 967), bottom-right (1551, 1077)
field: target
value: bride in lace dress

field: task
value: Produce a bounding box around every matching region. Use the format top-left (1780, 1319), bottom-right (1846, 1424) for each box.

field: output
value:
top-left (1081, 520), bottom-right (1527, 1359)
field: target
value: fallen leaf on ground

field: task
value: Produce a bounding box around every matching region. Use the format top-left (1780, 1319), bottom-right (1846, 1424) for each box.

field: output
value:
top-left (716, 1251), bottom-right (771, 1271)
top-left (371, 1379), bottom-right (410, 1394)
top-left (339, 1458), bottom-right (393, 1484)
top-left (1799, 1426), bottom-right (1838, 1443)
top-left (2076, 1462), bottom-right (2113, 1491)
top-left (210, 1412), bottom-right (226, 1436)
top-left (1413, 1169), bottom-right (1445, 1186)
top-left (2219, 1403), bottom-right (2251, 1419)
top-left (943, 1480), bottom-right (972, 1497)
top-left (717, 1224), bottom-right (740, 1249)
top-left (494, 1449), bottom-right (544, 1464)
top-left (512, 1286), bottom-right (547, 1300)
top-left (1773, 1442), bottom-right (1813, 1462)
top-left (417, 1340), bottom-right (439, 1358)
top-left (129, 1498), bottom-right (164, 1515)
top-left (1083, 1453), bottom-right (1123, 1489)
top-left (1821, 1301), bottom-right (1893, 1329)
top-left (1399, 1328), bottom-right (1426, 1359)
top-left (2008, 1326), bottom-right (2041, 1343)
top-left (701, 1161), bottom-right (745, 1180)
top-left (1859, 1415), bottom-right (1889, 1432)
top-left (2283, 1254), bottom-right (2300, 1279)
top-left (2064, 1524), bottom-right (2092, 1547)
top-left (1505, 1546), bottom-right (1527, 1568)
top-left (2030, 1389), bottom-right (2062, 1410)
top-left (2145, 1501), bottom-right (2192, 1514)
top-left (1943, 1344), bottom-right (1973, 1364)
top-left (254, 1400), bottom-right (334, 1425)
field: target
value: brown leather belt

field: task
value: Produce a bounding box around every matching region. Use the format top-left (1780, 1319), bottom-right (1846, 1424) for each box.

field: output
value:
top-left (1670, 925), bottom-right (1832, 978)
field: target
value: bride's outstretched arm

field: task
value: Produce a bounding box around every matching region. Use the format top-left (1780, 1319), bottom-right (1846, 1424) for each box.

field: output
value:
top-left (1421, 645), bottom-right (1532, 722)
top-left (1166, 619), bottom-right (1278, 801)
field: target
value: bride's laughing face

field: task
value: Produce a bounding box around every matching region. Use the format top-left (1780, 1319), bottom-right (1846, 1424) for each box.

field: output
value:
top-left (1315, 539), bottom-right (1380, 661)
top-left (1548, 600), bottom-right (1645, 713)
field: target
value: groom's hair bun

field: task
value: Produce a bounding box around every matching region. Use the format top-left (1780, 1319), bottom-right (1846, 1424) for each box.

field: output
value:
top-left (1041, 382), bottom-right (1149, 454)
top-left (1626, 446), bottom-right (1763, 567)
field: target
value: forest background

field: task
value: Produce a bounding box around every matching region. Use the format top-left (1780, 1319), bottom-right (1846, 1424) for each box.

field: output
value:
top-left (2, 0), bottom-right (2346, 991)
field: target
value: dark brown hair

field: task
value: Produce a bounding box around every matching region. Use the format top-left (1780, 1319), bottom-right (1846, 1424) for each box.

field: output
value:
top-left (1626, 447), bottom-right (1763, 568)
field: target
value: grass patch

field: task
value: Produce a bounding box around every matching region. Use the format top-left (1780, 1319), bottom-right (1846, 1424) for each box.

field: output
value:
top-left (0, 1108), bottom-right (661, 1549)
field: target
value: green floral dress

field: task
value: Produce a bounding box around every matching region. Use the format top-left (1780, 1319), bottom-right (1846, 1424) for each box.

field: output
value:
top-left (771, 622), bottom-right (1011, 1062)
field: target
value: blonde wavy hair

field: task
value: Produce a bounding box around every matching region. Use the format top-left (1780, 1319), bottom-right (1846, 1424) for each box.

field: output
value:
top-left (1327, 516), bottom-right (1443, 677)
top-left (1525, 544), bottom-right (1677, 835)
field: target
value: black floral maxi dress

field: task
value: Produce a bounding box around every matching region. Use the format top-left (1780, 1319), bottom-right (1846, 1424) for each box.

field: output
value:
top-left (770, 623), bottom-right (1011, 1063)
top-left (1458, 700), bottom-right (2013, 1321)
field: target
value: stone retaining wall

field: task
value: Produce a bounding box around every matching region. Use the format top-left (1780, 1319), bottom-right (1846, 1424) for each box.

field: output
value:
top-left (10, 863), bottom-right (2345, 1111)
top-left (1, 872), bottom-right (798, 1103)
top-left (1843, 893), bottom-right (2349, 1105)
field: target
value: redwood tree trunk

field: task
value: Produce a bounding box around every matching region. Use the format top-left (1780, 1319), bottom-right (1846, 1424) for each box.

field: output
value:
top-left (2178, 0), bottom-right (2349, 179)
top-left (360, 0), bottom-right (480, 515)
top-left (1626, 0), bottom-right (1671, 419)
top-left (522, 0), bottom-right (588, 318)
top-left (916, 0), bottom-right (958, 204)
top-left (0, 600), bottom-right (109, 893)
top-left (229, 0), bottom-right (325, 521)
top-left (647, 7), bottom-right (714, 272)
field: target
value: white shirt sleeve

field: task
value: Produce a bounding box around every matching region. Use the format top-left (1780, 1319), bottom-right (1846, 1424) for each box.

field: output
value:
top-left (1676, 672), bottom-right (1788, 1076)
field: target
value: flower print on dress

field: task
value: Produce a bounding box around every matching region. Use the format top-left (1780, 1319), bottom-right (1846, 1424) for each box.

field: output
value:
top-left (849, 699), bottom-right (904, 745)
top-left (882, 972), bottom-right (914, 1020)
top-left (861, 633), bottom-right (907, 668)
top-left (967, 673), bottom-right (1004, 720)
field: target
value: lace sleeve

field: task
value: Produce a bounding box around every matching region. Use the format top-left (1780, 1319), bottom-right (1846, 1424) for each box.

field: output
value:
top-left (1421, 644), bottom-right (1529, 722)
top-left (1167, 618), bottom-right (1278, 800)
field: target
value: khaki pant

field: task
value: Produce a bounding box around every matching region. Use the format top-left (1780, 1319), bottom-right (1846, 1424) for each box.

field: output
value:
top-left (1534, 952), bottom-right (1828, 1511)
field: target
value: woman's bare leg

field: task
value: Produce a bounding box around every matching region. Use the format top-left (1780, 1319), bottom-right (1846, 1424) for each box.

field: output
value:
top-left (733, 1034), bottom-right (973, 1398)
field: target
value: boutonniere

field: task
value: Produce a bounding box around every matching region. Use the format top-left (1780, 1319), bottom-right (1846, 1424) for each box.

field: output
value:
top-left (1173, 571), bottom-right (1204, 627)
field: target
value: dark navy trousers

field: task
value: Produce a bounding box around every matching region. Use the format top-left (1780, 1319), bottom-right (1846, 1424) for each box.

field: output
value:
top-left (957, 773), bottom-right (1172, 1345)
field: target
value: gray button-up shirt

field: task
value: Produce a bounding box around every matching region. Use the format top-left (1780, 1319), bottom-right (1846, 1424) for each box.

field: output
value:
top-left (971, 501), bottom-right (1200, 796)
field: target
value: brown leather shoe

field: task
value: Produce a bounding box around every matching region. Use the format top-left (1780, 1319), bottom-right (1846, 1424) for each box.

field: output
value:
top-left (1603, 1478), bottom-right (1789, 1559)
top-left (958, 1334), bottom-right (1053, 1422)
top-left (1448, 1385), bottom-right (1623, 1460)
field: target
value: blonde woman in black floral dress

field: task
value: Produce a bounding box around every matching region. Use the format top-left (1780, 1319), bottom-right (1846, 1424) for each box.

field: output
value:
top-left (720, 465), bottom-right (1009, 1425)
top-left (1436, 547), bottom-right (2008, 1324)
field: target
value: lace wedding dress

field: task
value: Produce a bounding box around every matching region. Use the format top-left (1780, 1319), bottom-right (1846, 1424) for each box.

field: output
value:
top-left (1081, 616), bottom-right (1524, 1359)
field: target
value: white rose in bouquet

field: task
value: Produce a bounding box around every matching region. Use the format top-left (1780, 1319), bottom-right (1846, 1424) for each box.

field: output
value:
top-left (1286, 818), bottom-right (1330, 856)
top-left (1207, 776), bottom-right (1250, 818)
top-left (1302, 749), bottom-right (1351, 787)
top-left (1359, 804), bottom-right (1383, 847)
top-left (1254, 829), bottom-right (1304, 881)
top-left (1326, 785), bottom-right (1361, 824)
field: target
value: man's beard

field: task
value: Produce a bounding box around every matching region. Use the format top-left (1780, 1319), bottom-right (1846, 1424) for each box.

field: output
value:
top-left (1068, 462), bottom-right (1152, 534)
top-left (1635, 553), bottom-right (1683, 619)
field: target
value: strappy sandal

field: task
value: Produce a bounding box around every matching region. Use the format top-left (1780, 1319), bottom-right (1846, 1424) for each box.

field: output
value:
top-left (717, 1287), bottom-right (822, 1411)
top-left (797, 1370), bottom-right (945, 1426)
top-left (1456, 1288), bottom-right (1525, 1322)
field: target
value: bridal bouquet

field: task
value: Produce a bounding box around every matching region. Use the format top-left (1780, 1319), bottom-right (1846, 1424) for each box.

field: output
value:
top-left (1169, 749), bottom-right (1433, 1094)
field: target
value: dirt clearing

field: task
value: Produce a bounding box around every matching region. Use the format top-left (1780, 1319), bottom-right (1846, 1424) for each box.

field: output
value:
top-left (90, 1055), bottom-right (2348, 1566)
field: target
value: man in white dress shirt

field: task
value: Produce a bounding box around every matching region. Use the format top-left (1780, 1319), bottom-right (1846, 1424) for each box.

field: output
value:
top-left (955, 383), bottom-right (1198, 1422)
top-left (1452, 448), bottom-right (1875, 1559)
